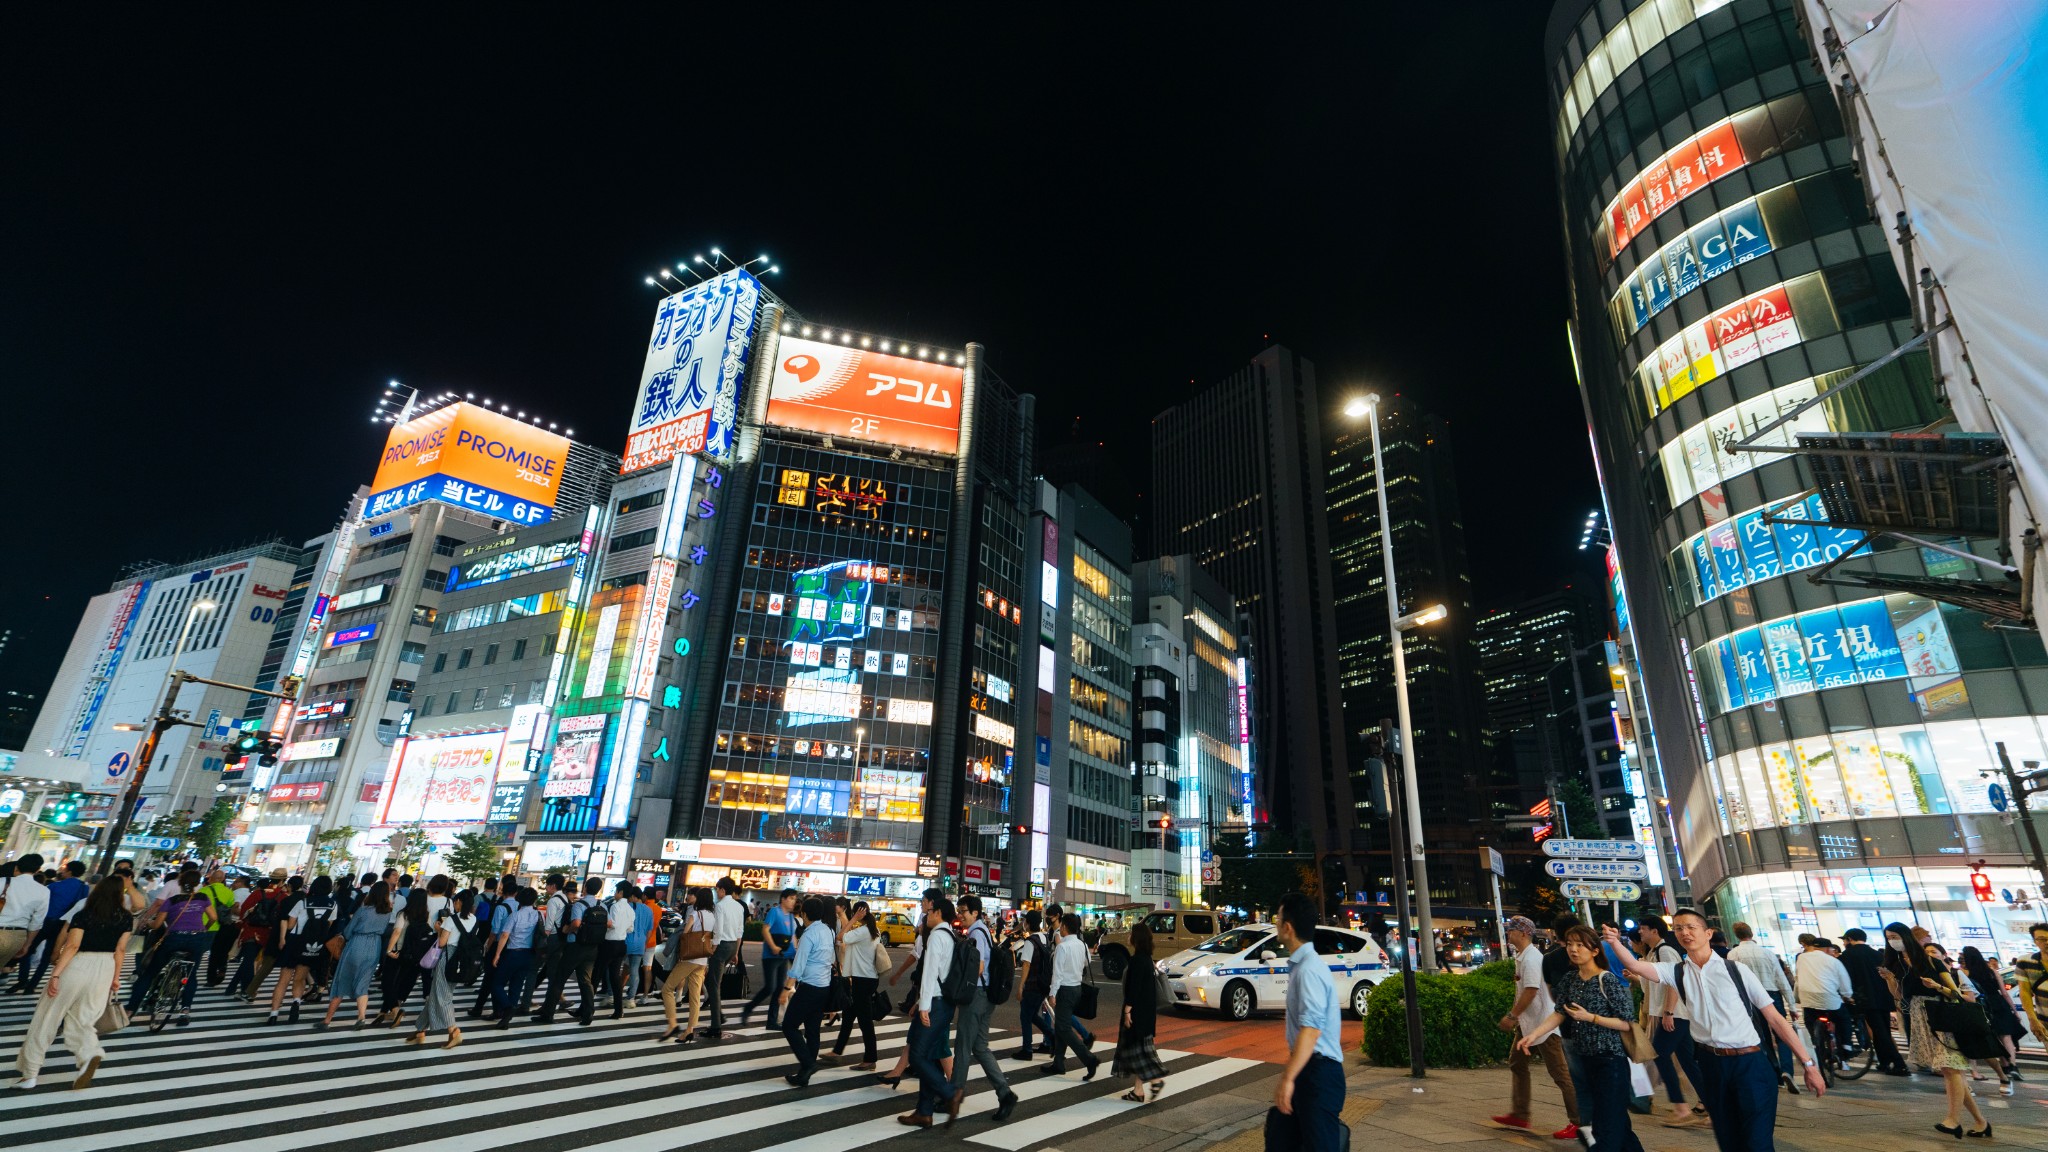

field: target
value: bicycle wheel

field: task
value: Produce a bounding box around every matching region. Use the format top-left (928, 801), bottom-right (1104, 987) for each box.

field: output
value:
top-left (145, 960), bottom-right (191, 1032)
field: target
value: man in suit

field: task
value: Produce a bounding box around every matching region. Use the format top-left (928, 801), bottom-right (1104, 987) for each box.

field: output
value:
top-left (1839, 928), bottom-right (1906, 1075)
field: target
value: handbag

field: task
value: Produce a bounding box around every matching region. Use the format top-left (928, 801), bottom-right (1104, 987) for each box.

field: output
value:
top-left (1074, 981), bottom-right (1101, 1020)
top-left (873, 936), bottom-right (893, 975)
top-left (1926, 994), bottom-right (2002, 1058)
top-left (678, 927), bottom-right (715, 961)
top-left (865, 984), bottom-right (894, 1022)
top-left (1606, 972), bottom-right (1659, 1063)
top-left (828, 970), bottom-right (852, 1014)
top-left (95, 999), bottom-right (130, 1035)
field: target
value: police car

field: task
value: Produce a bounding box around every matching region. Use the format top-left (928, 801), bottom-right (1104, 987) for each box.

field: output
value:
top-left (1159, 924), bottom-right (1388, 1021)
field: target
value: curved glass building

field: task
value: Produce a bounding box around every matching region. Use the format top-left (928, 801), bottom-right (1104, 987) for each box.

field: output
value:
top-left (1548, 0), bottom-right (2048, 955)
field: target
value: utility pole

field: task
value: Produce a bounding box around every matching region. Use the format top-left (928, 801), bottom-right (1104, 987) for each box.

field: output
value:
top-left (1994, 742), bottom-right (2048, 897)
top-left (92, 672), bottom-right (296, 877)
top-left (1373, 733), bottom-right (1425, 1079)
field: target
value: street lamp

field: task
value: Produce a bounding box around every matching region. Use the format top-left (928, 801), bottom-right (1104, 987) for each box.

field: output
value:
top-left (1344, 393), bottom-right (1445, 973)
top-left (93, 598), bottom-right (216, 875)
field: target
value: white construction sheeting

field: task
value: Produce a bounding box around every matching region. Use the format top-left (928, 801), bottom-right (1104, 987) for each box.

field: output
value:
top-left (1798, 0), bottom-right (2048, 630)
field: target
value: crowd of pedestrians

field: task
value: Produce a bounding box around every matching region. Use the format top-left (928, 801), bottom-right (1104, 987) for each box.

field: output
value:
top-left (0, 854), bottom-right (1200, 1134)
top-left (1488, 908), bottom-right (2048, 1148)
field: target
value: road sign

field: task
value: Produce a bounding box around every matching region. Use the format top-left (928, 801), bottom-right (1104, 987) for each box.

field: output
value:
top-left (106, 751), bottom-right (131, 781)
top-left (1545, 858), bottom-right (1649, 881)
top-left (1540, 839), bottom-right (1645, 860)
top-left (207, 708), bottom-right (223, 737)
top-left (119, 835), bottom-right (181, 851)
top-left (1990, 782), bottom-right (2010, 812)
top-left (1482, 847), bottom-right (1505, 877)
top-left (1560, 879), bottom-right (1642, 902)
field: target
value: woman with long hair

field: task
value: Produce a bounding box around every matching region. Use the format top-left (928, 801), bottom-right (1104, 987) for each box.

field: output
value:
top-left (323, 881), bottom-right (393, 1029)
top-left (1114, 922), bottom-right (1166, 1102)
top-left (268, 874), bottom-right (337, 1025)
top-left (11, 876), bottom-right (129, 1089)
top-left (124, 867), bottom-right (214, 1027)
top-left (1896, 929), bottom-right (1990, 1137)
top-left (1517, 925), bottom-right (1645, 1152)
top-left (824, 901), bottom-right (881, 1069)
top-left (1960, 945), bottom-right (2023, 1091)
top-left (661, 887), bottom-right (717, 1043)
top-left (377, 889), bottom-right (434, 1028)
top-left (408, 889), bottom-right (475, 1050)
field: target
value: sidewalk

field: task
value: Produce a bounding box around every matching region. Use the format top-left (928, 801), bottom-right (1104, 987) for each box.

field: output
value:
top-left (1078, 1052), bottom-right (2048, 1152)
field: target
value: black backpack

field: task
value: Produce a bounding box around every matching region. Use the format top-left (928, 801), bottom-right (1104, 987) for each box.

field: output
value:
top-left (567, 898), bottom-right (606, 947)
top-left (980, 924), bottom-right (1015, 1004)
top-left (245, 894), bottom-right (280, 932)
top-left (295, 898), bottom-right (338, 958)
top-left (939, 927), bottom-right (981, 1007)
top-left (1021, 933), bottom-right (1053, 1000)
top-left (448, 912), bottom-right (487, 985)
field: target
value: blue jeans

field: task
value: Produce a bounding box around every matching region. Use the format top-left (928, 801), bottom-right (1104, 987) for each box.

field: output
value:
top-left (911, 997), bottom-right (957, 1116)
top-left (1651, 1015), bottom-right (1706, 1103)
top-left (1571, 1051), bottom-right (1646, 1152)
top-left (746, 954), bottom-right (789, 1027)
top-left (1694, 1048), bottom-right (1779, 1152)
top-left (128, 931), bottom-right (213, 1012)
top-left (1264, 1053), bottom-right (1347, 1151)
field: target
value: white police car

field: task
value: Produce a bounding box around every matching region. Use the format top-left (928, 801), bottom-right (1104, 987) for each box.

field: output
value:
top-left (1159, 924), bottom-right (1388, 1021)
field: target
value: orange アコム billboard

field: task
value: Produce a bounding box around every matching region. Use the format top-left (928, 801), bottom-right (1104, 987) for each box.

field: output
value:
top-left (365, 402), bottom-right (571, 526)
top-left (766, 337), bottom-right (964, 455)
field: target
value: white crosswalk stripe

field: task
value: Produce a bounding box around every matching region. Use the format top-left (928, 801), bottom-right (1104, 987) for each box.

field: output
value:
top-left (0, 980), bottom-right (1268, 1149)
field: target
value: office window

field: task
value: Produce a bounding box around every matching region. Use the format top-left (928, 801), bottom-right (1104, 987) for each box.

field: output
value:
top-left (513, 638), bottom-right (528, 661)
top-left (472, 687), bottom-right (488, 710)
top-left (446, 692), bottom-right (462, 714)
top-left (457, 648), bottom-right (473, 670)
top-left (499, 684), bottom-right (515, 708)
top-left (432, 652), bottom-right (447, 674)
top-left (483, 643), bottom-right (499, 666)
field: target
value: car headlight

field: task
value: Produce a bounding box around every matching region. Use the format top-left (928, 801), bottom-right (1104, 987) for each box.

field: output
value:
top-left (1156, 959), bottom-right (1170, 974)
top-left (1190, 966), bottom-right (1212, 979)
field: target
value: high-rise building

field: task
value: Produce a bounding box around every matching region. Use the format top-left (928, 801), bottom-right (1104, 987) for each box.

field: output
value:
top-left (243, 400), bottom-right (617, 874)
top-left (1325, 394), bottom-right (1497, 906)
top-left (1476, 588), bottom-right (1602, 804)
top-left (23, 540), bottom-right (306, 851)
top-left (1150, 345), bottom-right (1357, 887)
top-left (595, 276), bottom-right (1036, 913)
top-left (1546, 643), bottom-right (1629, 838)
top-left (1026, 483), bottom-right (1136, 913)
top-left (1132, 553), bottom-right (1252, 908)
top-left (1549, 0), bottom-right (2048, 951)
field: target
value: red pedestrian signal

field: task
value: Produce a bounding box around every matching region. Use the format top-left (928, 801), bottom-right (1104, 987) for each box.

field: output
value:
top-left (1971, 871), bottom-right (1995, 903)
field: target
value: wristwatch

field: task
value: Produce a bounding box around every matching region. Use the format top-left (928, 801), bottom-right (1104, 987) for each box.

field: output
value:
top-left (1802, 1059), bottom-right (1816, 1068)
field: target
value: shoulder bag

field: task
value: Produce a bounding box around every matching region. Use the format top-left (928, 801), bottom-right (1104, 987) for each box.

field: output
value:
top-left (1604, 971), bottom-right (1658, 1062)
top-left (873, 934), bottom-right (894, 975)
top-left (1074, 956), bottom-right (1101, 1020)
top-left (678, 911), bottom-right (715, 961)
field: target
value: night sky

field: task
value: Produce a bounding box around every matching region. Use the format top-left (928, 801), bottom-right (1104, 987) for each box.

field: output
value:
top-left (2, 6), bottom-right (1600, 704)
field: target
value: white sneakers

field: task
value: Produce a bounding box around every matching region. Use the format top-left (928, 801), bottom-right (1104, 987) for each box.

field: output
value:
top-left (10, 1078), bottom-right (34, 1090)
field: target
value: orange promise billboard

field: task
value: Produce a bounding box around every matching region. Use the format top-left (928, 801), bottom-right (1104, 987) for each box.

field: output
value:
top-left (365, 402), bottom-right (570, 526)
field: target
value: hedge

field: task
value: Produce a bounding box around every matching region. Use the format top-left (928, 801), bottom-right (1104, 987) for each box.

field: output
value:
top-left (1361, 958), bottom-right (1520, 1068)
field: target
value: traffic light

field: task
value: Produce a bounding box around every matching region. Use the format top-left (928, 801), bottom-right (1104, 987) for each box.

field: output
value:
top-left (1012, 824), bottom-right (1028, 836)
top-left (42, 792), bottom-right (84, 825)
top-left (223, 732), bottom-right (263, 767)
top-left (1971, 870), bottom-right (1995, 903)
top-left (280, 675), bottom-right (304, 698)
top-left (257, 736), bottom-right (283, 768)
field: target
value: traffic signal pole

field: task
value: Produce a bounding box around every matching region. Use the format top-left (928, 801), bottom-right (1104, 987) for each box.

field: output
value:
top-left (1995, 741), bottom-right (2048, 899)
top-left (90, 671), bottom-right (296, 878)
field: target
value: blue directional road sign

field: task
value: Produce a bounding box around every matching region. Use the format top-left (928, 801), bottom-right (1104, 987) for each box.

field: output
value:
top-left (1545, 858), bottom-right (1649, 881)
top-left (1989, 782), bottom-right (2010, 812)
top-left (1540, 839), bottom-right (1645, 860)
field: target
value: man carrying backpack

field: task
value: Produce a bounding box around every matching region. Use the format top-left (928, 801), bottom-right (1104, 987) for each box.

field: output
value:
top-left (468, 873), bottom-right (518, 1017)
top-left (531, 874), bottom-right (573, 1018)
top-left (229, 875), bottom-right (286, 1001)
top-left (538, 877), bottom-right (604, 1025)
top-left (900, 895), bottom-right (961, 1128)
top-left (1010, 910), bottom-right (1056, 1061)
top-left (948, 895), bottom-right (1019, 1122)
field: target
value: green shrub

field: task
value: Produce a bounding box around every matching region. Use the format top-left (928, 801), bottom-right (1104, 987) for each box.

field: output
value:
top-left (1362, 964), bottom-right (1521, 1068)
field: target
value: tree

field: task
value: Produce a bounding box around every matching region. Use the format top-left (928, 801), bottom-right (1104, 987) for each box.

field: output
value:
top-left (447, 831), bottom-right (505, 886)
top-left (312, 826), bottom-right (358, 877)
top-left (383, 822), bottom-right (432, 876)
top-left (1213, 827), bottom-right (1320, 918)
top-left (1552, 776), bottom-right (1605, 840)
top-left (189, 798), bottom-right (238, 862)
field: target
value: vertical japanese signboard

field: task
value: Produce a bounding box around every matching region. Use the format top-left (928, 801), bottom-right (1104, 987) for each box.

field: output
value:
top-left (623, 269), bottom-right (763, 472)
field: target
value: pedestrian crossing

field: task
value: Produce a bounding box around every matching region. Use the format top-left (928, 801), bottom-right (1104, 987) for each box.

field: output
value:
top-left (0, 981), bottom-right (1268, 1150)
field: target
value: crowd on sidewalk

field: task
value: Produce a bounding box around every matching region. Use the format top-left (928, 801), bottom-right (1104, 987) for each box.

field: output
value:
top-left (1487, 908), bottom-right (2044, 1150)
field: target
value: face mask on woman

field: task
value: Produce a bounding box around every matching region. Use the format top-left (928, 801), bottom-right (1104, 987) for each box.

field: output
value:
top-left (1887, 937), bottom-right (1905, 951)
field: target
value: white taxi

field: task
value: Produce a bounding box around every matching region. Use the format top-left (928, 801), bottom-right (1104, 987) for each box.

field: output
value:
top-left (1159, 924), bottom-right (1388, 1021)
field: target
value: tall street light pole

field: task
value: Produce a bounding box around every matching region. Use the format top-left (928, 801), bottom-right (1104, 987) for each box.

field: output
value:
top-left (1346, 394), bottom-right (1442, 973)
top-left (93, 599), bottom-right (216, 875)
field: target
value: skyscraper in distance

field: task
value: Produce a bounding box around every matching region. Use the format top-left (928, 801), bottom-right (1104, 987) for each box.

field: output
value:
top-left (1150, 345), bottom-right (1358, 888)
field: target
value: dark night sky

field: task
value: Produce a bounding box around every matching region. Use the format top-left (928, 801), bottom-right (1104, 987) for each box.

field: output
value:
top-left (1, 6), bottom-right (1601, 704)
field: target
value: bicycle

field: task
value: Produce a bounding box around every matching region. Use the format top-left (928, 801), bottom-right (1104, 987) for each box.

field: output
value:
top-left (1812, 1009), bottom-right (1874, 1083)
top-left (139, 955), bottom-right (196, 1032)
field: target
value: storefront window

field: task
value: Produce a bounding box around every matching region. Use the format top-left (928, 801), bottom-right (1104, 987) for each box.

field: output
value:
top-left (1831, 731), bottom-right (1900, 818)
top-left (1722, 866), bottom-right (2048, 966)
top-left (1759, 742), bottom-right (1808, 826)
top-left (1793, 734), bottom-right (1850, 822)
top-left (1734, 746), bottom-right (1777, 828)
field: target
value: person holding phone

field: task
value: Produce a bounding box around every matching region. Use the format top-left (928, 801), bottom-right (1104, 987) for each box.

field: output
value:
top-left (1517, 924), bottom-right (1646, 1152)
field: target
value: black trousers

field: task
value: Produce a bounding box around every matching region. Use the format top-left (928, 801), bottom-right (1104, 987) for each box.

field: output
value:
top-left (206, 925), bottom-right (240, 986)
top-left (1858, 1002), bottom-right (1906, 1070)
top-left (595, 941), bottom-right (630, 1012)
top-left (541, 945), bottom-right (598, 1019)
top-left (782, 982), bottom-right (831, 1075)
top-left (381, 956), bottom-right (424, 1013)
top-left (833, 975), bottom-right (879, 1061)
